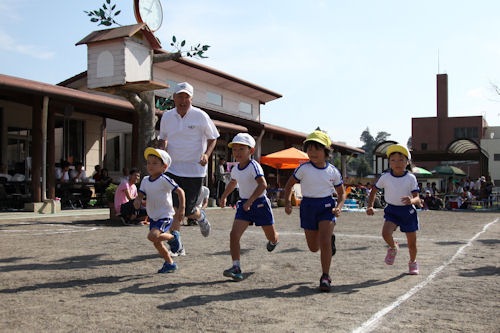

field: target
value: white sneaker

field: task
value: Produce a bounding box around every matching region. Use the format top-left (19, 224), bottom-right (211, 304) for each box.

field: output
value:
top-left (198, 209), bottom-right (211, 237)
top-left (169, 246), bottom-right (186, 257)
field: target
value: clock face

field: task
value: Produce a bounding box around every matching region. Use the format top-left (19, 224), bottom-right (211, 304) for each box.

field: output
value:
top-left (134, 0), bottom-right (163, 31)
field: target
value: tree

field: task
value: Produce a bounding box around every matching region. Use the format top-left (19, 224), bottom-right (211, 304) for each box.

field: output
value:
top-left (83, 2), bottom-right (210, 172)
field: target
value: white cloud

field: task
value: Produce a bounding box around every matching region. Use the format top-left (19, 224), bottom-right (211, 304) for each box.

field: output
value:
top-left (0, 29), bottom-right (55, 59)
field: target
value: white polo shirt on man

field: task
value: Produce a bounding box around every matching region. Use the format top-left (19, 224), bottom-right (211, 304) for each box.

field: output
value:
top-left (159, 106), bottom-right (219, 177)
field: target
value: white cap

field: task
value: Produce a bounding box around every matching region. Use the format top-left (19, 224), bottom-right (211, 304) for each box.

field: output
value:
top-left (228, 133), bottom-right (255, 148)
top-left (174, 82), bottom-right (193, 96)
top-left (144, 147), bottom-right (172, 167)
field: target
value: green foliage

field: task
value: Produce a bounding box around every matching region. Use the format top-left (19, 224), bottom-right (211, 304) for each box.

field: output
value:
top-left (104, 183), bottom-right (118, 203)
top-left (360, 127), bottom-right (391, 162)
top-left (84, 0), bottom-right (121, 27)
top-left (155, 96), bottom-right (175, 111)
top-left (170, 36), bottom-right (211, 59)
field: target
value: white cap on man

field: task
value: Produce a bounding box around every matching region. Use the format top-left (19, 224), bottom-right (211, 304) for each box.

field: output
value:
top-left (175, 82), bottom-right (193, 96)
top-left (228, 133), bottom-right (255, 148)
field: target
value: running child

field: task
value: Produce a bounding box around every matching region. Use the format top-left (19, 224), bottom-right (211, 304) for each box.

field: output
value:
top-left (220, 133), bottom-right (279, 281)
top-left (366, 144), bottom-right (421, 275)
top-left (134, 148), bottom-right (185, 274)
top-left (284, 130), bottom-right (345, 292)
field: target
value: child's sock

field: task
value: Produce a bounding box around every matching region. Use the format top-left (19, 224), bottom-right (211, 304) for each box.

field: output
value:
top-left (232, 260), bottom-right (240, 267)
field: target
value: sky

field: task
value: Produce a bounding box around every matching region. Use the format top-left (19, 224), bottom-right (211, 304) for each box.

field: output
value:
top-left (1, 0), bottom-right (500, 148)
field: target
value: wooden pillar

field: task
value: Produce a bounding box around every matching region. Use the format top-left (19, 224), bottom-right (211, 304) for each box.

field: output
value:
top-left (47, 108), bottom-right (55, 199)
top-left (31, 96), bottom-right (42, 202)
top-left (340, 154), bottom-right (347, 181)
top-left (132, 112), bottom-right (139, 169)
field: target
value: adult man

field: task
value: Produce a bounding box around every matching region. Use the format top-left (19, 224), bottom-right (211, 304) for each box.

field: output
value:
top-left (186, 186), bottom-right (210, 226)
top-left (158, 82), bottom-right (219, 247)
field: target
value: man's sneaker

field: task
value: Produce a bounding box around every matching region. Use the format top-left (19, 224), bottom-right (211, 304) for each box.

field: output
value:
top-left (168, 231), bottom-right (181, 254)
top-left (385, 242), bottom-right (399, 265)
top-left (266, 240), bottom-right (279, 252)
top-left (331, 233), bottom-right (336, 256)
top-left (409, 261), bottom-right (419, 275)
top-left (319, 273), bottom-right (332, 292)
top-left (158, 261), bottom-right (177, 273)
top-left (186, 218), bottom-right (198, 226)
top-left (223, 265), bottom-right (243, 281)
top-left (198, 209), bottom-right (211, 237)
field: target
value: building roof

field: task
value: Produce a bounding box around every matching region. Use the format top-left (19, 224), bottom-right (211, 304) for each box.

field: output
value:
top-left (75, 23), bottom-right (161, 50)
top-left (154, 55), bottom-right (282, 104)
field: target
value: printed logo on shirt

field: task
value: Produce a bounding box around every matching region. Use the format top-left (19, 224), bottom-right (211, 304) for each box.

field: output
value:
top-left (409, 209), bottom-right (415, 214)
top-left (257, 204), bottom-right (264, 208)
top-left (188, 125), bottom-right (196, 129)
top-left (325, 203), bottom-right (332, 208)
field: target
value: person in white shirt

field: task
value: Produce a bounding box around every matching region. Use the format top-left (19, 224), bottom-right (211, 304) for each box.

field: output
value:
top-left (158, 82), bottom-right (219, 251)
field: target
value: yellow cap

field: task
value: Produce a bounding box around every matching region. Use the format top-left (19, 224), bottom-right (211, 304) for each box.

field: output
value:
top-left (304, 130), bottom-right (332, 148)
top-left (386, 144), bottom-right (410, 158)
top-left (144, 147), bottom-right (172, 166)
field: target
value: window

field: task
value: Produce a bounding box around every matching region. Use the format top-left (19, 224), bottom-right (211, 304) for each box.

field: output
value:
top-left (494, 154), bottom-right (500, 161)
top-left (206, 91), bottom-right (222, 106)
top-left (454, 127), bottom-right (479, 139)
top-left (239, 102), bottom-right (252, 114)
top-left (7, 127), bottom-right (32, 175)
top-left (55, 117), bottom-right (85, 164)
top-left (421, 143), bottom-right (427, 151)
top-left (165, 79), bottom-right (178, 94)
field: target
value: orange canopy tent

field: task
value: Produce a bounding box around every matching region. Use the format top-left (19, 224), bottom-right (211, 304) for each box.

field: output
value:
top-left (260, 147), bottom-right (309, 169)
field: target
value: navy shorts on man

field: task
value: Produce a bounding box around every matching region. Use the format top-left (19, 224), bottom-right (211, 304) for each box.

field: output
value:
top-left (234, 196), bottom-right (274, 226)
top-left (383, 204), bottom-right (419, 232)
top-left (299, 196), bottom-right (337, 230)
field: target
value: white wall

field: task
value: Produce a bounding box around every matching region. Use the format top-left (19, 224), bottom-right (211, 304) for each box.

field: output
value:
top-left (481, 126), bottom-right (500, 184)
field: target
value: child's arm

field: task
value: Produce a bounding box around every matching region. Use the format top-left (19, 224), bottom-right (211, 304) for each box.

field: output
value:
top-left (242, 176), bottom-right (267, 211)
top-left (133, 192), bottom-right (144, 210)
top-left (401, 191), bottom-right (421, 206)
top-left (283, 176), bottom-right (297, 215)
top-left (333, 184), bottom-right (345, 217)
top-left (219, 179), bottom-right (237, 208)
top-left (366, 187), bottom-right (379, 216)
top-left (174, 187), bottom-right (185, 222)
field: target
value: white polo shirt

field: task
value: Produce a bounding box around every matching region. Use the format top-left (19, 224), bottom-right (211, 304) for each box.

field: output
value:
top-left (293, 162), bottom-right (343, 198)
top-left (139, 174), bottom-right (178, 221)
top-left (159, 106), bottom-right (219, 177)
top-left (230, 159), bottom-right (266, 199)
top-left (375, 171), bottom-right (419, 206)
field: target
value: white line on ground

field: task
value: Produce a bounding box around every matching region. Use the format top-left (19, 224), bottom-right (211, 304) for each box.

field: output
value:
top-left (352, 217), bottom-right (500, 333)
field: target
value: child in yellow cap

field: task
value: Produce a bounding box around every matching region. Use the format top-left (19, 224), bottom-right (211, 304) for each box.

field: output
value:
top-left (283, 130), bottom-right (345, 292)
top-left (366, 144), bottom-right (421, 275)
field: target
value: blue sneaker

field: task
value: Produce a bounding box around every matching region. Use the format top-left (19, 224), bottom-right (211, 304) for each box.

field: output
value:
top-left (168, 231), bottom-right (181, 254)
top-left (223, 265), bottom-right (243, 281)
top-left (198, 209), bottom-right (211, 237)
top-left (158, 261), bottom-right (177, 273)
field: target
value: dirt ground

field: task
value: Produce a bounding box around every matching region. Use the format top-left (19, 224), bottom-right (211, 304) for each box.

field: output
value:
top-left (1, 208), bottom-right (499, 332)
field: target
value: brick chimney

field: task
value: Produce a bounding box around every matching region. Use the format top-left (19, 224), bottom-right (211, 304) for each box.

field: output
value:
top-left (437, 74), bottom-right (448, 119)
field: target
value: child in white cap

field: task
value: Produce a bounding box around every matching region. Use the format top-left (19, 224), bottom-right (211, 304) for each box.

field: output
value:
top-left (134, 148), bottom-right (186, 274)
top-left (284, 130), bottom-right (345, 292)
top-left (366, 144), bottom-right (421, 275)
top-left (220, 133), bottom-right (279, 281)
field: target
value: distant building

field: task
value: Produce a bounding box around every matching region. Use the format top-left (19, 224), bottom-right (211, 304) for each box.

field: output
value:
top-left (411, 74), bottom-right (490, 181)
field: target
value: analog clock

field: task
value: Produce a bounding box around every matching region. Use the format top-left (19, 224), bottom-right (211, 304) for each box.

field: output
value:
top-left (134, 0), bottom-right (163, 32)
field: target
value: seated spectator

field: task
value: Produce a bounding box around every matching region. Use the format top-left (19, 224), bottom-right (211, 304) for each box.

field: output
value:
top-left (114, 168), bottom-right (146, 225)
top-left (431, 182), bottom-right (439, 195)
top-left (0, 163), bottom-right (12, 181)
top-left (70, 162), bottom-right (88, 182)
top-left (70, 162), bottom-right (92, 207)
top-left (423, 190), bottom-right (443, 210)
top-left (423, 182), bottom-right (433, 194)
top-left (92, 165), bottom-right (102, 181)
top-left (186, 186), bottom-right (210, 226)
top-left (458, 189), bottom-right (473, 209)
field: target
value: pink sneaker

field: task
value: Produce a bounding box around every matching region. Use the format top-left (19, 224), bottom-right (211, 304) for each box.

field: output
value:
top-left (385, 242), bottom-right (399, 265)
top-left (409, 261), bottom-right (419, 275)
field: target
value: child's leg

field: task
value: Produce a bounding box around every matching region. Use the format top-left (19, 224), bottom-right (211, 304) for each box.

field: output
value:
top-left (382, 221), bottom-right (398, 248)
top-left (229, 220), bottom-right (249, 261)
top-left (405, 231), bottom-right (417, 262)
top-left (148, 229), bottom-right (174, 263)
top-left (304, 229), bottom-right (320, 252)
top-left (261, 225), bottom-right (279, 244)
top-left (318, 220), bottom-right (334, 275)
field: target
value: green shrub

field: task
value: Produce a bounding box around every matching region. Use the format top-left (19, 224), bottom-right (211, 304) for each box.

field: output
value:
top-left (104, 183), bottom-right (118, 203)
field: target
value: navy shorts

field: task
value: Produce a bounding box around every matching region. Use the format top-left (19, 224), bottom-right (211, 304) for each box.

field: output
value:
top-left (234, 196), bottom-right (274, 226)
top-left (299, 196), bottom-right (336, 230)
top-left (383, 204), bottom-right (419, 232)
top-left (148, 217), bottom-right (173, 233)
top-left (167, 172), bottom-right (203, 216)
